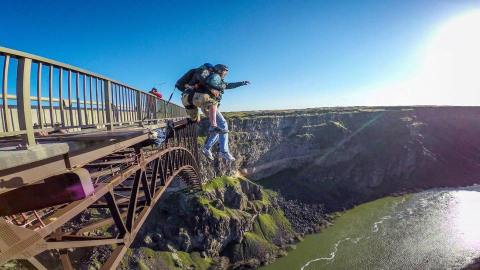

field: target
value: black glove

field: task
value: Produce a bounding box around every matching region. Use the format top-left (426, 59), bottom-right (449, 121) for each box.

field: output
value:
top-left (242, 81), bottom-right (250, 85)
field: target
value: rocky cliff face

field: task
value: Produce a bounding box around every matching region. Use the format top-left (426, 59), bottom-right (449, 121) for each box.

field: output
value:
top-left (200, 107), bottom-right (480, 210)
top-left (121, 176), bottom-right (324, 270)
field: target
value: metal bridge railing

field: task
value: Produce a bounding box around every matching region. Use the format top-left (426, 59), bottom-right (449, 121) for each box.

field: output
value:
top-left (0, 46), bottom-right (185, 147)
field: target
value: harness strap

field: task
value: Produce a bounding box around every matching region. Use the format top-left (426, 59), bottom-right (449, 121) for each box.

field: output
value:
top-left (182, 89), bottom-right (196, 110)
top-left (187, 91), bottom-right (195, 106)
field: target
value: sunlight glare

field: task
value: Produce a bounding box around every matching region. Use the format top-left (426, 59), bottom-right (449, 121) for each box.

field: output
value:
top-left (450, 191), bottom-right (480, 249)
top-left (415, 9), bottom-right (480, 104)
top-left (370, 10), bottom-right (480, 105)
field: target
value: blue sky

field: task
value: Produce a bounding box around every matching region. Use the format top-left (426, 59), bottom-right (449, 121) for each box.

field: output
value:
top-left (1, 0), bottom-right (479, 111)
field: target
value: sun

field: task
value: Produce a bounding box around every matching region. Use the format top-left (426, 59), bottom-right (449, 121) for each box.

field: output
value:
top-left (370, 10), bottom-right (480, 106)
top-left (414, 9), bottom-right (480, 105)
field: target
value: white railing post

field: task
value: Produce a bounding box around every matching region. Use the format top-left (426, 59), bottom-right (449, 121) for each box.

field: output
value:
top-left (136, 91), bottom-right (142, 124)
top-left (17, 57), bottom-right (36, 147)
top-left (104, 80), bottom-right (114, 130)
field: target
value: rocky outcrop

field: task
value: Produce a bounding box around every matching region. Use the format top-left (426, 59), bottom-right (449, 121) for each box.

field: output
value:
top-left (120, 176), bottom-right (320, 269)
top-left (199, 107), bottom-right (480, 210)
top-left (276, 196), bottom-right (327, 234)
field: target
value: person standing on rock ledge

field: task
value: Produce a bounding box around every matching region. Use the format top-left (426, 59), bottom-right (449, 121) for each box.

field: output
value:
top-left (199, 64), bottom-right (250, 162)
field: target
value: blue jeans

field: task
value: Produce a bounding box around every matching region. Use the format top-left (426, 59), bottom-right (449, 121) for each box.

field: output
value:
top-left (204, 110), bottom-right (230, 153)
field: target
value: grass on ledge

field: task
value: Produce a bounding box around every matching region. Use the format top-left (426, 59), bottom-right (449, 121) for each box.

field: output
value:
top-left (202, 176), bottom-right (241, 192)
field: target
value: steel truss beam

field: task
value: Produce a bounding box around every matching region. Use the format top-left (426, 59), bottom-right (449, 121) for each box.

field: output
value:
top-left (0, 121), bottom-right (201, 269)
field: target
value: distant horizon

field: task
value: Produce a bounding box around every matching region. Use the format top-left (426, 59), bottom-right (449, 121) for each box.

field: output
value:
top-left (222, 104), bottom-right (480, 113)
top-left (2, 40), bottom-right (480, 112)
top-left (3, 43), bottom-right (480, 112)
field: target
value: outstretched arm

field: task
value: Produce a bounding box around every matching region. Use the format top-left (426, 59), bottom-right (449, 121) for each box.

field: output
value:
top-left (225, 81), bottom-right (250, 89)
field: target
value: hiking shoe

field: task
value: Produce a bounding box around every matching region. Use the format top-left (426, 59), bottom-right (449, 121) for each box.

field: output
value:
top-left (219, 151), bottom-right (236, 161)
top-left (202, 147), bottom-right (214, 161)
top-left (209, 126), bottom-right (228, 134)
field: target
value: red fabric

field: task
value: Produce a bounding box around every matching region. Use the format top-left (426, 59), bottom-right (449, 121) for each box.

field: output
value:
top-left (150, 90), bottom-right (163, 99)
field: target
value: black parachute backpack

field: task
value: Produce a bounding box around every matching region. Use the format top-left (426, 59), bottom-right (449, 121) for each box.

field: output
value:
top-left (175, 63), bottom-right (214, 92)
top-left (175, 68), bottom-right (196, 92)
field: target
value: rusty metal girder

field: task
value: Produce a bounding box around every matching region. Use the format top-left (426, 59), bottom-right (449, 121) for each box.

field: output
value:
top-left (0, 121), bottom-right (201, 270)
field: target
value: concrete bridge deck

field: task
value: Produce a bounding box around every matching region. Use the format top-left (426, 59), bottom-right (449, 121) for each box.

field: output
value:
top-left (0, 119), bottom-right (179, 193)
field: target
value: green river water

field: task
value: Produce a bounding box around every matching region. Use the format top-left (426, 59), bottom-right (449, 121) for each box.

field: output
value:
top-left (261, 186), bottom-right (480, 270)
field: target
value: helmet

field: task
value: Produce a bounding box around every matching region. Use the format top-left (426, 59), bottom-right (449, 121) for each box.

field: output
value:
top-left (214, 64), bottom-right (229, 72)
top-left (203, 63), bottom-right (214, 69)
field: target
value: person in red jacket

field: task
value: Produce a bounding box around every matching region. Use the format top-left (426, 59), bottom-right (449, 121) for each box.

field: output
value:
top-left (145, 88), bottom-right (163, 120)
top-left (149, 88), bottom-right (163, 99)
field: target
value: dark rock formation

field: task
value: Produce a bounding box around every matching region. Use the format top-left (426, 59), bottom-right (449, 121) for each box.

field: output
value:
top-left (276, 195), bottom-right (327, 234)
top-left (462, 257), bottom-right (480, 270)
top-left (121, 176), bottom-right (311, 269)
top-left (199, 107), bottom-right (480, 211)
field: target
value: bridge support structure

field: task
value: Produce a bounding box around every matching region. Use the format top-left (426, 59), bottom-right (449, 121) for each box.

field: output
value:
top-left (0, 46), bottom-right (203, 269)
top-left (0, 120), bottom-right (202, 270)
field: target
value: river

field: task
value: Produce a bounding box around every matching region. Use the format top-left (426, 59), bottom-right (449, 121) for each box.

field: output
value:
top-left (261, 186), bottom-right (480, 270)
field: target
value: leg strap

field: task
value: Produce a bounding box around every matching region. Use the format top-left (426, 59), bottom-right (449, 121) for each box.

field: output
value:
top-left (188, 91), bottom-right (195, 106)
top-left (182, 90), bottom-right (196, 110)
